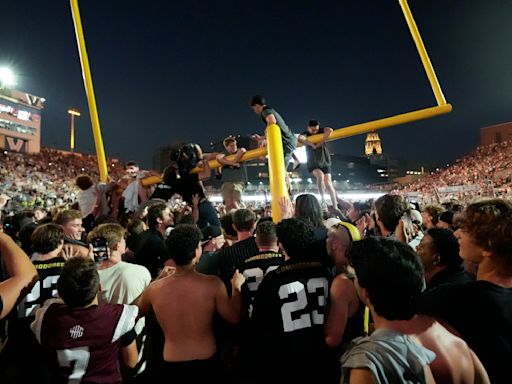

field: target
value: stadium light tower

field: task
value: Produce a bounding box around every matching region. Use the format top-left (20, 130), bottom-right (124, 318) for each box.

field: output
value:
top-left (68, 108), bottom-right (81, 152)
top-left (0, 67), bottom-right (16, 89)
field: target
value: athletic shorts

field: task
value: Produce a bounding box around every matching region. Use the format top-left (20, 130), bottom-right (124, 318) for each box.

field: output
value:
top-left (308, 165), bottom-right (331, 174)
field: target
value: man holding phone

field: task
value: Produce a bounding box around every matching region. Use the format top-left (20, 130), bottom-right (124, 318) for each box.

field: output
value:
top-left (91, 236), bottom-right (109, 262)
top-left (87, 223), bottom-right (151, 306)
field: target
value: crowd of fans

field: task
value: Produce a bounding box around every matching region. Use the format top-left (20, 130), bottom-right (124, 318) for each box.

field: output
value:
top-left (395, 140), bottom-right (512, 204)
top-left (0, 148), bottom-right (125, 213)
top-left (0, 142), bottom-right (511, 384)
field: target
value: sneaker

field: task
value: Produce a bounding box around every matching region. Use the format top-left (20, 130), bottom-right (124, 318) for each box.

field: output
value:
top-left (291, 159), bottom-right (301, 171)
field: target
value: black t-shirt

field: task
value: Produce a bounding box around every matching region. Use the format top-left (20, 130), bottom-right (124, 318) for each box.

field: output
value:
top-left (418, 280), bottom-right (512, 384)
top-left (217, 236), bottom-right (259, 293)
top-left (149, 184), bottom-right (173, 201)
top-left (427, 265), bottom-right (475, 291)
top-left (220, 150), bottom-right (247, 184)
top-left (133, 228), bottom-right (168, 278)
top-left (170, 173), bottom-right (205, 205)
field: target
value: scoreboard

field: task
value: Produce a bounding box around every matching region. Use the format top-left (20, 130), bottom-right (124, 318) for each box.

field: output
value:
top-left (0, 87), bottom-right (45, 153)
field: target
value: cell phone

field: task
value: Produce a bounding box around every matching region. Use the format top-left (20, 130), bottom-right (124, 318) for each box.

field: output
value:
top-left (90, 236), bottom-right (109, 262)
top-left (402, 212), bottom-right (413, 228)
top-left (401, 212), bottom-right (414, 240)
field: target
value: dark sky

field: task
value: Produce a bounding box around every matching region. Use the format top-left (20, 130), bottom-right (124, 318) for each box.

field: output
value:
top-left (2, 0), bottom-right (511, 169)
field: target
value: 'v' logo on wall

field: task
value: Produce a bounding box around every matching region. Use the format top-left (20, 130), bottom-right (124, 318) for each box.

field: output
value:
top-left (5, 137), bottom-right (26, 153)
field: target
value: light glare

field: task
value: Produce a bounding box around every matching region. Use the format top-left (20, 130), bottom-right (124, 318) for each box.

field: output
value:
top-left (0, 67), bottom-right (16, 88)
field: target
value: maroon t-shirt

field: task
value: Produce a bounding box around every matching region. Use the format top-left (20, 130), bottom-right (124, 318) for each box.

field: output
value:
top-left (32, 300), bottom-right (138, 384)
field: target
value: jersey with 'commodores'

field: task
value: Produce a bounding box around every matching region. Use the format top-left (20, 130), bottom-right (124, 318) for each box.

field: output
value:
top-left (18, 257), bottom-right (65, 320)
top-left (239, 250), bottom-right (284, 318)
top-left (31, 299), bottom-right (138, 384)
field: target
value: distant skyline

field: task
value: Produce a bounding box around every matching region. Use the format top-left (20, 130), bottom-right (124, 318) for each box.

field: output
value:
top-left (2, 0), bottom-right (511, 170)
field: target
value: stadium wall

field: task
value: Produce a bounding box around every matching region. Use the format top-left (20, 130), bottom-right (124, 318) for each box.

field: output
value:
top-left (480, 122), bottom-right (512, 146)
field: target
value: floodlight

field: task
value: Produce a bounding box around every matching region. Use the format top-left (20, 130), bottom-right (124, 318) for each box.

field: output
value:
top-left (0, 67), bottom-right (16, 88)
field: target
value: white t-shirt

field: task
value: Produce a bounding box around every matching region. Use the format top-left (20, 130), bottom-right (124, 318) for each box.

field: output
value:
top-left (77, 183), bottom-right (111, 218)
top-left (99, 261), bottom-right (151, 334)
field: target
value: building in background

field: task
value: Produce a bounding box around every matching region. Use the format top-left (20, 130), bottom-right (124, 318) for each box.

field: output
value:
top-left (365, 131), bottom-right (383, 158)
top-left (0, 87), bottom-right (44, 154)
top-left (480, 122), bottom-right (512, 146)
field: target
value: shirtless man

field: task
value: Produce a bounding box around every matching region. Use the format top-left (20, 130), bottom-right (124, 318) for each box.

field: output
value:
top-left (324, 221), bottom-right (365, 358)
top-left (136, 224), bottom-right (245, 382)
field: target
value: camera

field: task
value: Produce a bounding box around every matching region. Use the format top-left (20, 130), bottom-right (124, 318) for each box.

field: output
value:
top-left (401, 210), bottom-right (415, 240)
top-left (90, 236), bottom-right (109, 262)
top-left (173, 143), bottom-right (200, 175)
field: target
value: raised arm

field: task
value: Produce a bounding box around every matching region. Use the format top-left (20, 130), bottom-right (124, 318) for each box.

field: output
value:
top-left (217, 146), bottom-right (247, 167)
top-left (0, 233), bottom-right (38, 319)
top-left (233, 147), bottom-right (247, 162)
top-left (322, 127), bottom-right (333, 141)
top-left (264, 112), bottom-right (277, 126)
top-left (298, 134), bottom-right (316, 148)
top-left (216, 153), bottom-right (241, 167)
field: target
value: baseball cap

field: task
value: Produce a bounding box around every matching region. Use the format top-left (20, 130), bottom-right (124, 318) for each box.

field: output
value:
top-left (201, 225), bottom-right (222, 245)
top-left (330, 220), bottom-right (361, 242)
top-left (324, 217), bottom-right (343, 229)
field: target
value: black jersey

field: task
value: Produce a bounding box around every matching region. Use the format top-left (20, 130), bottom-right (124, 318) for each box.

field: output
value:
top-left (217, 236), bottom-right (259, 293)
top-left (239, 250), bottom-right (284, 318)
top-left (248, 259), bottom-right (336, 382)
top-left (18, 257), bottom-right (66, 320)
top-left (31, 299), bottom-right (138, 384)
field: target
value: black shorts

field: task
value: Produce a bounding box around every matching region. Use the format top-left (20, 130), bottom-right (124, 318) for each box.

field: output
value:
top-left (308, 165), bottom-right (331, 174)
top-left (160, 353), bottom-right (227, 382)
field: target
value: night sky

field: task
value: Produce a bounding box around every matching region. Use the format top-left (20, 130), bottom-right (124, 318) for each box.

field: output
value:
top-left (2, 0), bottom-right (511, 170)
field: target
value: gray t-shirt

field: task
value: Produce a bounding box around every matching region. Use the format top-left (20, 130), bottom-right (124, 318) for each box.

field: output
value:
top-left (340, 329), bottom-right (436, 384)
top-left (301, 127), bottom-right (331, 169)
top-left (261, 107), bottom-right (297, 155)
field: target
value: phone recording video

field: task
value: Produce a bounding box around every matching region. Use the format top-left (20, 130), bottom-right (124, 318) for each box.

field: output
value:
top-left (90, 236), bottom-right (109, 262)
